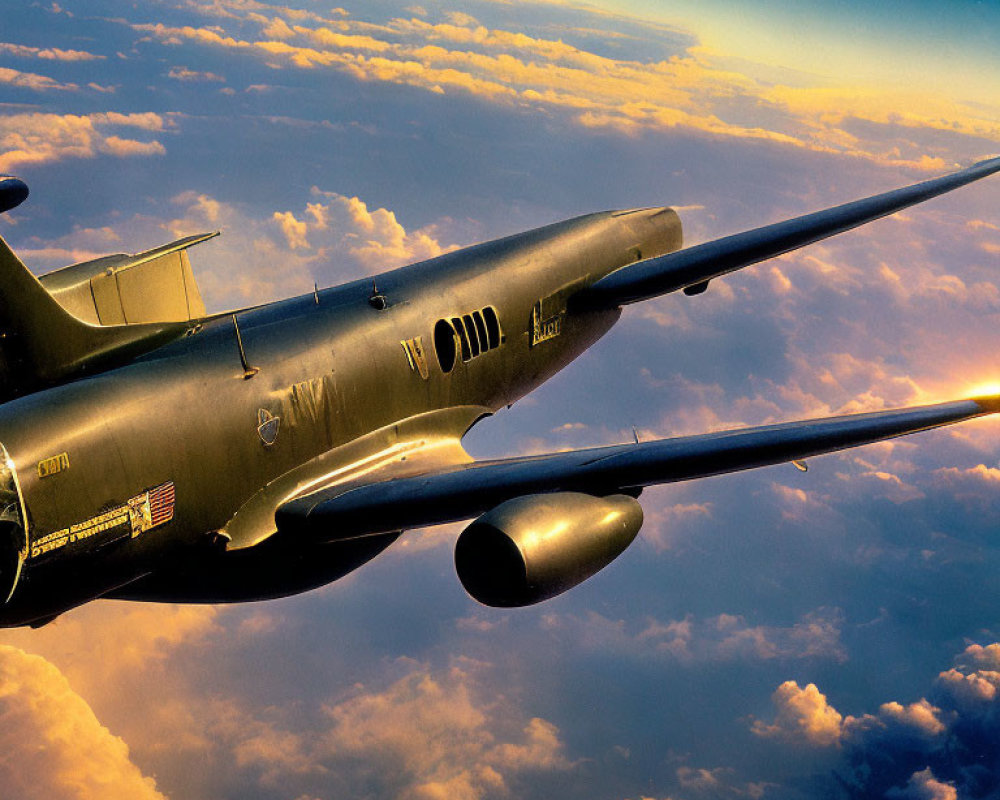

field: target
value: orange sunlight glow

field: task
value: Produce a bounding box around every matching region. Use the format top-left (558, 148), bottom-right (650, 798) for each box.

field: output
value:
top-left (963, 381), bottom-right (1000, 399)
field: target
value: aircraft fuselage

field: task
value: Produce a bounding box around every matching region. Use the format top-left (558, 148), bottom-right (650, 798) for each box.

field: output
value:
top-left (0, 206), bottom-right (681, 626)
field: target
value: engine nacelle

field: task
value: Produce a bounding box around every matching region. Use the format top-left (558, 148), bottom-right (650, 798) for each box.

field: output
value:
top-left (454, 491), bottom-right (643, 607)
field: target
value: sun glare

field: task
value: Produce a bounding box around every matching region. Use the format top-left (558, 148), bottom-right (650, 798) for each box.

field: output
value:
top-left (962, 381), bottom-right (1000, 398)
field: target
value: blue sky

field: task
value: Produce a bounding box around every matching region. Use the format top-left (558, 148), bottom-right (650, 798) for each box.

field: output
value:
top-left (1, 1), bottom-right (1000, 799)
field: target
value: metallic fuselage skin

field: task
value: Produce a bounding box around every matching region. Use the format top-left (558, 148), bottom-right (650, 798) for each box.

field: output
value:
top-left (0, 207), bottom-right (681, 626)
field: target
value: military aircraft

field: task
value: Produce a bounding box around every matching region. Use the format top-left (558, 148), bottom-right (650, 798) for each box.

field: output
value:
top-left (0, 159), bottom-right (997, 627)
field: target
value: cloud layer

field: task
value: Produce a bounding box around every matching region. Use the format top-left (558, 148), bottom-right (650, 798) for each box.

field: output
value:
top-left (2, 1), bottom-right (1000, 799)
top-left (752, 639), bottom-right (1000, 797)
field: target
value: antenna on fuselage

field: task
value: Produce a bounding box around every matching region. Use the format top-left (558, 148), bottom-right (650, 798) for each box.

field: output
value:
top-left (368, 280), bottom-right (387, 310)
top-left (232, 314), bottom-right (259, 379)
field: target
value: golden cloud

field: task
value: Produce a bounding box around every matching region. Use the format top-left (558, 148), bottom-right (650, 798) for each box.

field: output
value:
top-left (272, 210), bottom-right (310, 249)
top-left (130, 9), bottom-right (1000, 169)
top-left (101, 135), bottom-right (166, 158)
top-left (319, 661), bottom-right (570, 798)
top-left (124, 189), bottom-right (457, 311)
top-left (0, 42), bottom-right (104, 61)
top-left (755, 678), bottom-right (951, 749)
top-left (0, 112), bottom-right (171, 172)
top-left (0, 65), bottom-right (77, 92)
top-left (751, 680), bottom-right (844, 746)
top-left (0, 645), bottom-right (166, 800)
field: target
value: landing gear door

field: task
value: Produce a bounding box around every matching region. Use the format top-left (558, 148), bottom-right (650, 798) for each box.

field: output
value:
top-left (0, 443), bottom-right (28, 603)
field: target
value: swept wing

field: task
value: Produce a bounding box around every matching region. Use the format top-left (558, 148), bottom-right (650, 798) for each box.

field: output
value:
top-left (574, 156), bottom-right (1000, 309)
top-left (277, 395), bottom-right (1000, 541)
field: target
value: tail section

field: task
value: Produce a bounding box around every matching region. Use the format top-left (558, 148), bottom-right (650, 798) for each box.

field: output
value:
top-left (0, 235), bottom-right (193, 397)
top-left (39, 231), bottom-right (216, 325)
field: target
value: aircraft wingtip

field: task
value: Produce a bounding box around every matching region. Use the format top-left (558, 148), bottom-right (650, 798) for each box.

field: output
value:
top-left (0, 177), bottom-right (28, 214)
top-left (971, 394), bottom-right (1000, 414)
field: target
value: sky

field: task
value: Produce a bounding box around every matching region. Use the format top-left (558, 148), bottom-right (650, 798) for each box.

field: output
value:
top-left (1, 1), bottom-right (1000, 798)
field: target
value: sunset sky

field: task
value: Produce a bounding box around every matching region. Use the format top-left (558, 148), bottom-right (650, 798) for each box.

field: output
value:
top-left (2, 1), bottom-right (1000, 798)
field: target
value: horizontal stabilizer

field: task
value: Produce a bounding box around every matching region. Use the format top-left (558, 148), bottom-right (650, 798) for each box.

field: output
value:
top-left (0, 235), bottom-right (193, 394)
top-left (39, 231), bottom-right (217, 325)
top-left (0, 177), bottom-right (28, 215)
top-left (276, 395), bottom-right (1000, 541)
top-left (575, 156), bottom-right (1000, 309)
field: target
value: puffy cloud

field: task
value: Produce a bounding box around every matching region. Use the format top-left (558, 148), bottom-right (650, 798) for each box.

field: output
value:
top-left (751, 681), bottom-right (843, 746)
top-left (318, 661), bottom-right (570, 798)
top-left (886, 769), bottom-right (957, 800)
top-left (272, 209), bottom-right (310, 250)
top-left (13, 186), bottom-right (457, 311)
top-left (0, 645), bottom-right (165, 800)
top-left (935, 668), bottom-right (999, 705)
top-left (959, 642), bottom-right (1000, 670)
top-left (0, 112), bottom-right (170, 171)
top-left (753, 684), bottom-right (947, 750)
top-left (331, 193), bottom-right (454, 267)
top-left (1, 602), bottom-right (221, 683)
top-left (876, 700), bottom-right (946, 737)
top-left (754, 641), bottom-right (1000, 796)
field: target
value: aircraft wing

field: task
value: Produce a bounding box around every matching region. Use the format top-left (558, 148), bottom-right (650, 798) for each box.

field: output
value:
top-left (574, 156), bottom-right (1000, 309)
top-left (276, 395), bottom-right (1000, 542)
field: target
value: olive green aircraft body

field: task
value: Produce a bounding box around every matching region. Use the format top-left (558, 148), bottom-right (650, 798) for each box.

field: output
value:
top-left (0, 160), bottom-right (997, 628)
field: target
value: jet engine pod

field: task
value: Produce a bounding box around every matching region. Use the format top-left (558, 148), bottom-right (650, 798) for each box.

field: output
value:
top-left (455, 491), bottom-right (643, 607)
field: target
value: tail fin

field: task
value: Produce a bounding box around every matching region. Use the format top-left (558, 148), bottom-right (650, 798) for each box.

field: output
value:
top-left (0, 235), bottom-right (192, 396)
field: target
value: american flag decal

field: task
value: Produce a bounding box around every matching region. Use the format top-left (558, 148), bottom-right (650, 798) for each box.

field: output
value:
top-left (128, 481), bottom-right (176, 538)
top-left (149, 481), bottom-right (175, 527)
